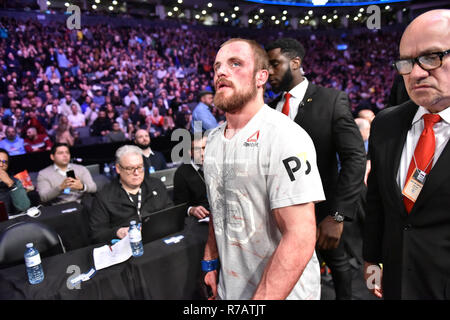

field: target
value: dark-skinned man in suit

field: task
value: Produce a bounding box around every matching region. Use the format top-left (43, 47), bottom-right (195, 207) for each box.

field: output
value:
top-left (363, 9), bottom-right (450, 300)
top-left (266, 38), bottom-right (366, 300)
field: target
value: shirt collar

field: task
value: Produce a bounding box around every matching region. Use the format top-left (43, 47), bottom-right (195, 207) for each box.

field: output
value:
top-left (286, 77), bottom-right (309, 101)
top-left (53, 163), bottom-right (73, 175)
top-left (190, 159), bottom-right (201, 171)
top-left (412, 106), bottom-right (450, 126)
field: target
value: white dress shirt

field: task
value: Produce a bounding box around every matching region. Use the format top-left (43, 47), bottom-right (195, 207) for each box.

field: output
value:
top-left (397, 106), bottom-right (450, 189)
top-left (274, 78), bottom-right (309, 120)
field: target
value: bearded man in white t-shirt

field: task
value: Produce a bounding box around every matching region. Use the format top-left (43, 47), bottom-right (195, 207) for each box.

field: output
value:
top-left (202, 38), bottom-right (325, 300)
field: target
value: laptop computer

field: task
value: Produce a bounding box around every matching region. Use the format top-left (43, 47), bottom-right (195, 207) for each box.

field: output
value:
top-left (149, 168), bottom-right (177, 189)
top-left (141, 202), bottom-right (187, 244)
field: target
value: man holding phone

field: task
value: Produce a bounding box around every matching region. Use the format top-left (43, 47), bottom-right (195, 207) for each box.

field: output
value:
top-left (37, 143), bottom-right (97, 205)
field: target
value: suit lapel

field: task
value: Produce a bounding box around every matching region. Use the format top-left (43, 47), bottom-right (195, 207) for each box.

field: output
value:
top-left (383, 102), bottom-right (418, 216)
top-left (293, 83), bottom-right (317, 124)
top-left (268, 94), bottom-right (282, 109)
top-left (412, 138), bottom-right (450, 213)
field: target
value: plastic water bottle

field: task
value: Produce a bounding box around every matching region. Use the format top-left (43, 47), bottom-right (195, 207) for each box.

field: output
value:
top-left (129, 220), bottom-right (144, 257)
top-left (149, 166), bottom-right (155, 174)
top-left (24, 243), bottom-right (44, 285)
top-left (104, 163), bottom-right (111, 178)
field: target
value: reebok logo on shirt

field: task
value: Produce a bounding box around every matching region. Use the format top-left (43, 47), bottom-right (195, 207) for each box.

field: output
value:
top-left (243, 130), bottom-right (260, 147)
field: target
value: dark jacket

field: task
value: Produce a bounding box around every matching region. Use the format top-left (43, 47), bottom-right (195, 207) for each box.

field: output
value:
top-left (173, 163), bottom-right (209, 210)
top-left (363, 101), bottom-right (450, 299)
top-left (88, 176), bottom-right (172, 244)
top-left (269, 83), bottom-right (366, 222)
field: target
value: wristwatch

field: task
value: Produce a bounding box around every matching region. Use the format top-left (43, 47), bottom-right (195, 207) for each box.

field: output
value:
top-left (331, 212), bottom-right (345, 223)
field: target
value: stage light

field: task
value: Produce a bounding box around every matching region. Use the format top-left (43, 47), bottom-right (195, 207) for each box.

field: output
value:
top-left (271, 16), bottom-right (275, 20)
top-left (234, 6), bottom-right (239, 11)
top-left (92, 4), bottom-right (97, 9)
top-left (300, 19), bottom-right (305, 24)
top-left (174, 7), bottom-right (178, 11)
top-left (195, 14), bottom-right (200, 19)
top-left (177, 0), bottom-right (183, 3)
top-left (207, 2), bottom-right (212, 7)
top-left (248, 19), bottom-right (253, 23)
top-left (254, 15), bottom-right (259, 19)
top-left (282, 16), bottom-right (286, 21)
top-left (220, 12), bottom-right (225, 17)
top-left (95, 0), bottom-right (100, 3)
top-left (46, 1), bottom-right (51, 5)
top-left (305, 16), bottom-right (310, 20)
top-left (385, 5), bottom-right (390, 10)
top-left (308, 10), bottom-right (313, 15)
top-left (327, 18), bottom-right (332, 23)
top-left (282, 10), bottom-right (287, 15)
top-left (359, 8), bottom-right (364, 12)
top-left (108, 6), bottom-right (113, 10)
top-left (322, 15), bottom-right (327, 20)
top-left (275, 20), bottom-right (280, 24)
top-left (64, 2), bottom-right (69, 7)
top-left (168, 12), bottom-right (173, 16)
top-left (201, 10), bottom-right (206, 15)
top-left (333, 15), bottom-right (338, 19)
top-left (112, 0), bottom-right (117, 5)
top-left (231, 13), bottom-right (236, 18)
top-left (224, 17), bottom-right (229, 22)
top-left (259, 9), bottom-right (264, 14)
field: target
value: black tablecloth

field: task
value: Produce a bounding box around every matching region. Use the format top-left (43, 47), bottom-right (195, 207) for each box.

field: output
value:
top-left (0, 202), bottom-right (89, 251)
top-left (0, 217), bottom-right (209, 300)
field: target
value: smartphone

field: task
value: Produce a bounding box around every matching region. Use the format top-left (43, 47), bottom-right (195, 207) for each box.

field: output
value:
top-left (66, 170), bottom-right (76, 179)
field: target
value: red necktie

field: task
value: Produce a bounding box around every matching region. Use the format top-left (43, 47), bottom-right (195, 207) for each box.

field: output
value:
top-left (403, 113), bottom-right (441, 213)
top-left (282, 92), bottom-right (291, 116)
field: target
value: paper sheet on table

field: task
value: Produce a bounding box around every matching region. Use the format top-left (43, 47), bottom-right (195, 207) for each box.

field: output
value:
top-left (198, 216), bottom-right (210, 223)
top-left (93, 234), bottom-right (133, 271)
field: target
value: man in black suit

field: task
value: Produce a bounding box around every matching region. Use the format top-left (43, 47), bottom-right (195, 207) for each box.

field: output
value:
top-left (363, 9), bottom-right (450, 299)
top-left (173, 135), bottom-right (209, 219)
top-left (134, 129), bottom-right (167, 174)
top-left (266, 38), bottom-right (366, 299)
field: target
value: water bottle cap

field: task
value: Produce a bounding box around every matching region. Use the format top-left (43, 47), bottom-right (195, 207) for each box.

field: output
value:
top-left (26, 243), bottom-right (33, 248)
top-left (130, 220), bottom-right (136, 225)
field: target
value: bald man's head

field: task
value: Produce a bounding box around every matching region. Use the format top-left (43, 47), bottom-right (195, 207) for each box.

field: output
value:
top-left (399, 9), bottom-right (450, 112)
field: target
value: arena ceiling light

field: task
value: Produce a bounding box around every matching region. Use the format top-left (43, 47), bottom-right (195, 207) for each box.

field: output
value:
top-left (244, 0), bottom-right (409, 7)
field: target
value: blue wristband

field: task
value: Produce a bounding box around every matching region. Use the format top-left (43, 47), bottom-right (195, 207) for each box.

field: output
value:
top-left (201, 258), bottom-right (219, 272)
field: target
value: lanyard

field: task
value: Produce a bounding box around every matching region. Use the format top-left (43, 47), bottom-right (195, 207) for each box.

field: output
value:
top-left (124, 187), bottom-right (142, 222)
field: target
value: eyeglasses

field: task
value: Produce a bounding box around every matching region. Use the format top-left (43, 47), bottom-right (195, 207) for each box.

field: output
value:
top-left (0, 160), bottom-right (8, 165)
top-left (118, 164), bottom-right (144, 174)
top-left (393, 49), bottom-right (450, 75)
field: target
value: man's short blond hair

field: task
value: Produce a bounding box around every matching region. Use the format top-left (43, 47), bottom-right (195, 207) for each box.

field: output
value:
top-left (220, 38), bottom-right (269, 74)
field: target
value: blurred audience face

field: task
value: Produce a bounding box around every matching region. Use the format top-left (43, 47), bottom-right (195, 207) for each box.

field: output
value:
top-left (399, 10), bottom-right (450, 113)
top-left (116, 152), bottom-right (144, 190)
top-left (200, 93), bottom-right (213, 107)
top-left (0, 151), bottom-right (9, 172)
top-left (5, 127), bottom-right (17, 141)
top-left (267, 48), bottom-right (295, 93)
top-left (192, 136), bottom-right (207, 166)
top-left (134, 129), bottom-right (151, 149)
top-left (26, 127), bottom-right (37, 140)
top-left (51, 145), bottom-right (71, 168)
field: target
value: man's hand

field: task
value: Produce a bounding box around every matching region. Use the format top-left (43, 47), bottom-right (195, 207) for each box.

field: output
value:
top-left (364, 262), bottom-right (383, 299)
top-left (0, 168), bottom-right (14, 188)
top-left (204, 270), bottom-right (218, 300)
top-left (189, 206), bottom-right (210, 219)
top-left (316, 215), bottom-right (344, 250)
top-left (60, 178), bottom-right (84, 191)
top-left (116, 227), bottom-right (128, 239)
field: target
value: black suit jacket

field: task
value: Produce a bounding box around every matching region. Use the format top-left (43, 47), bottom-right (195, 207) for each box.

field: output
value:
top-left (269, 83), bottom-right (366, 222)
top-left (89, 176), bottom-right (172, 244)
top-left (363, 101), bottom-right (450, 299)
top-left (173, 163), bottom-right (209, 210)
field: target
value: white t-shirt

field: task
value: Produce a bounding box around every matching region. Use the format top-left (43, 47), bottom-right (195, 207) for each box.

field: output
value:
top-left (204, 104), bottom-right (325, 300)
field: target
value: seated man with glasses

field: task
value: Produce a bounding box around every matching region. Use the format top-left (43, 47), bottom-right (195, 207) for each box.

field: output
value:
top-left (0, 148), bottom-right (31, 216)
top-left (89, 144), bottom-right (172, 244)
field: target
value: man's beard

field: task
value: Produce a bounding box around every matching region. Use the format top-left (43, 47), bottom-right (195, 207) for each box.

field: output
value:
top-left (271, 67), bottom-right (293, 93)
top-left (214, 78), bottom-right (258, 113)
top-left (136, 142), bottom-right (150, 150)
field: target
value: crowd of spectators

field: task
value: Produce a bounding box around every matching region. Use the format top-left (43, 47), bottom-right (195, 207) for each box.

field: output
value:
top-left (0, 15), bottom-right (402, 155)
